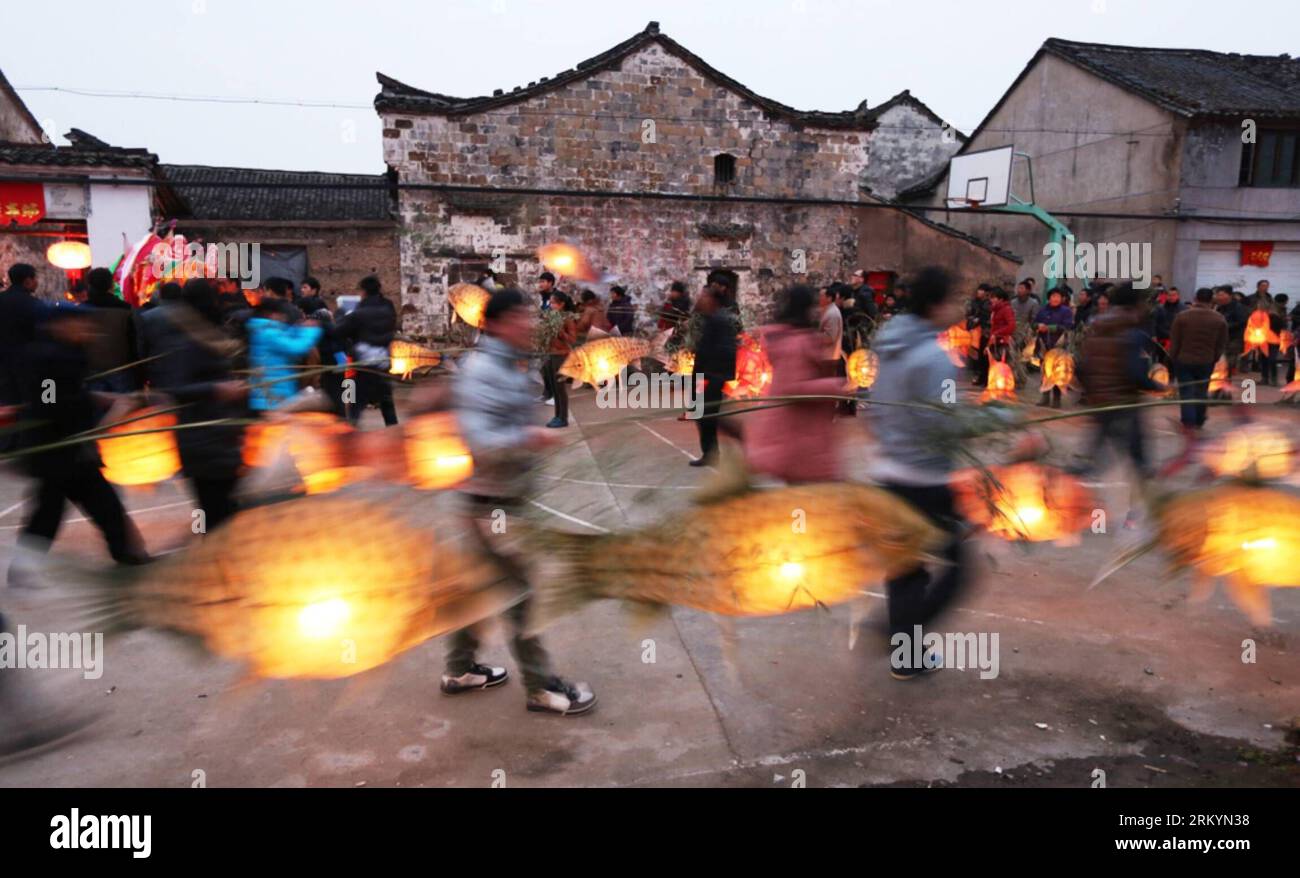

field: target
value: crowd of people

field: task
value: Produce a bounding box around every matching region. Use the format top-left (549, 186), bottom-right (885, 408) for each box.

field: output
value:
top-left (2, 253), bottom-right (1295, 750)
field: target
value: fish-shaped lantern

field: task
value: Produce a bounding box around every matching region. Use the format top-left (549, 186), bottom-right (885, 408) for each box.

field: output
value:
top-left (531, 482), bottom-right (944, 623)
top-left (1201, 423), bottom-right (1295, 480)
top-left (1039, 348), bottom-right (1075, 394)
top-left (389, 340), bottom-right (442, 379)
top-left (723, 333), bottom-right (774, 400)
top-left (981, 359), bottom-right (1017, 404)
top-left (559, 328), bottom-right (672, 388)
top-left (954, 463), bottom-right (1096, 543)
top-left (846, 347), bottom-right (879, 389)
top-left (242, 412), bottom-right (365, 494)
top-left (73, 489), bottom-right (524, 679)
top-left (1242, 310), bottom-right (1278, 357)
top-left (1099, 484), bottom-right (1300, 625)
top-left (448, 283), bottom-right (490, 330)
top-left (98, 408), bottom-right (182, 487)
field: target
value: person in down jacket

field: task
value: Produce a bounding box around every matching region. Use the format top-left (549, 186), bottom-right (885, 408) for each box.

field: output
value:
top-left (246, 299), bottom-right (322, 412)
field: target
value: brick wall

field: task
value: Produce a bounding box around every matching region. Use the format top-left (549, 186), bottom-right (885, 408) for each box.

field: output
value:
top-left (176, 223), bottom-right (400, 309)
top-left (862, 102), bottom-right (961, 201)
top-left (0, 230), bottom-right (71, 299)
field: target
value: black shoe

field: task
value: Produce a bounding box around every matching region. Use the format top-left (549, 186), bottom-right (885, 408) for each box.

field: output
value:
top-left (545, 417), bottom-right (568, 428)
top-left (689, 456), bottom-right (716, 467)
top-left (440, 663), bottom-right (509, 694)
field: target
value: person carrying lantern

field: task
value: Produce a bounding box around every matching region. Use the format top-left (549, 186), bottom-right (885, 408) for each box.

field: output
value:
top-left (866, 266), bottom-right (975, 680)
top-left (690, 284), bottom-right (738, 467)
top-left (1035, 287), bottom-right (1075, 408)
top-left (333, 275), bottom-right (398, 426)
top-left (6, 310), bottom-right (150, 588)
top-left (988, 287), bottom-right (1017, 374)
top-left (1072, 282), bottom-right (1167, 530)
top-left (743, 285), bottom-right (849, 482)
top-left (442, 287), bottom-right (597, 715)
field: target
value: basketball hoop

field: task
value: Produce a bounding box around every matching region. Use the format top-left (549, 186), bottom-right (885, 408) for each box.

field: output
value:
top-left (945, 146), bottom-right (1012, 210)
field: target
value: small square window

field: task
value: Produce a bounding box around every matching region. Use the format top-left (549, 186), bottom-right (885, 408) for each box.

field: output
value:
top-left (714, 153), bottom-right (736, 186)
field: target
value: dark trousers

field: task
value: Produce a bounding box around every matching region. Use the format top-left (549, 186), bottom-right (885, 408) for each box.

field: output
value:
top-left (444, 500), bottom-right (552, 690)
top-left (1174, 361), bottom-right (1214, 428)
top-left (545, 354), bottom-right (569, 423)
top-left (541, 358), bottom-right (556, 401)
top-left (1260, 347), bottom-right (1278, 386)
top-left (695, 378), bottom-right (726, 460)
top-left (320, 371), bottom-right (347, 418)
top-left (1078, 409), bottom-right (1150, 478)
top-left (23, 463), bottom-right (133, 560)
top-left (882, 482), bottom-right (968, 642)
top-left (973, 343), bottom-right (990, 386)
top-left (349, 372), bottom-right (398, 426)
top-left (192, 476), bottom-right (239, 532)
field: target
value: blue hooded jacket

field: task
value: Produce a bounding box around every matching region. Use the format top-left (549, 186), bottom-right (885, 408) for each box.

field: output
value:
top-left (247, 317), bottom-right (322, 411)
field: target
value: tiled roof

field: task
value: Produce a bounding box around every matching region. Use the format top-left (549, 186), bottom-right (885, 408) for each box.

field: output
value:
top-left (0, 140), bottom-right (157, 169)
top-left (1044, 38), bottom-right (1300, 118)
top-left (376, 21), bottom-right (876, 130)
top-left (864, 89), bottom-right (967, 141)
top-left (159, 164), bottom-right (394, 222)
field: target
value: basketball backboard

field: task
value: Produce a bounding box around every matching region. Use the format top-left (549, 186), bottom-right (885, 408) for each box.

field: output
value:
top-left (945, 145), bottom-right (1014, 209)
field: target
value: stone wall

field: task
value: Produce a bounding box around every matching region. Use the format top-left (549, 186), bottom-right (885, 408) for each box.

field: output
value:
top-left (862, 101), bottom-right (961, 201)
top-left (0, 230), bottom-right (71, 299)
top-left (383, 42), bottom-right (870, 334)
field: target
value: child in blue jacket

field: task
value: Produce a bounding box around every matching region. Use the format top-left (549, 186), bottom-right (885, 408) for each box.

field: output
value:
top-left (246, 302), bottom-right (322, 411)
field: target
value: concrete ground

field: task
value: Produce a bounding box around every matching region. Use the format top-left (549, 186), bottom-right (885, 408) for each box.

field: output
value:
top-left (0, 377), bottom-right (1297, 788)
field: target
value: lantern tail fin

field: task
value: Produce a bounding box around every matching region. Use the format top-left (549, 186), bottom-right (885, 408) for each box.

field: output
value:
top-left (524, 527), bottom-right (615, 635)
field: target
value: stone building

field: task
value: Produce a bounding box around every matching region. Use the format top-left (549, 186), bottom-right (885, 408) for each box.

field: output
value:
top-left (159, 164), bottom-right (399, 305)
top-left (901, 38), bottom-right (1300, 295)
top-left (859, 90), bottom-right (965, 201)
top-left (377, 21), bottom-right (1017, 338)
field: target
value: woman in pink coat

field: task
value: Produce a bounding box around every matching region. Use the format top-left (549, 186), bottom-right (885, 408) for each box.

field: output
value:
top-left (743, 285), bottom-right (848, 483)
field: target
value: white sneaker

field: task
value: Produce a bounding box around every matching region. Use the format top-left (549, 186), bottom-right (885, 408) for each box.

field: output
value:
top-left (526, 678), bottom-right (597, 716)
top-left (440, 664), bottom-right (508, 694)
top-left (544, 398), bottom-right (555, 406)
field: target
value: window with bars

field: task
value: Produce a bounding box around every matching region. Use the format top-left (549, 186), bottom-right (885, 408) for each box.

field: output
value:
top-left (1239, 129), bottom-right (1300, 187)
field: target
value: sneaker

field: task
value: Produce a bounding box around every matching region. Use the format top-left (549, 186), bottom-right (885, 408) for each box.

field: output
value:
top-left (688, 456), bottom-right (716, 468)
top-left (544, 398), bottom-right (555, 406)
top-left (545, 416), bottom-right (568, 429)
top-left (526, 677), bottom-right (597, 716)
top-left (440, 664), bottom-right (509, 695)
top-left (535, 395), bottom-right (552, 404)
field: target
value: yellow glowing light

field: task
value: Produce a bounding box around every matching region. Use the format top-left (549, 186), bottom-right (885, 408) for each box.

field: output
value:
top-left (779, 561), bottom-right (804, 580)
top-left (1014, 505), bottom-right (1046, 526)
top-left (98, 409), bottom-right (182, 487)
top-left (403, 413), bottom-right (474, 490)
top-left (390, 358), bottom-right (408, 376)
top-left (1242, 538), bottom-right (1278, 552)
top-left (298, 598), bottom-right (351, 639)
top-left (46, 240), bottom-right (92, 270)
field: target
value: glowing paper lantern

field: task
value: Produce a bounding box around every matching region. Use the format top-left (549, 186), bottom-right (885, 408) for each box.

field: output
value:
top-left (669, 350), bottom-right (695, 377)
top-left (389, 340), bottom-right (442, 379)
top-left (1208, 357), bottom-right (1230, 395)
top-left (115, 491), bottom-right (516, 679)
top-left (1147, 363), bottom-right (1175, 398)
top-left (1153, 484), bottom-right (1300, 624)
top-left (938, 323), bottom-right (981, 366)
top-left (981, 359), bottom-right (1017, 404)
top-left (846, 348), bottom-right (879, 389)
top-left (402, 413), bottom-right (474, 490)
top-left (98, 409), bottom-right (182, 486)
top-left (1039, 348), bottom-right (1074, 394)
top-left (447, 283), bottom-right (490, 329)
top-left (1201, 424), bottom-right (1295, 480)
top-left (46, 240), bottom-right (92, 270)
top-left (537, 241), bottom-right (600, 282)
top-left (242, 412), bottom-right (364, 494)
top-left (954, 463), bottom-right (1095, 543)
top-left (723, 333), bottom-right (773, 400)
top-left (1242, 311), bottom-right (1278, 357)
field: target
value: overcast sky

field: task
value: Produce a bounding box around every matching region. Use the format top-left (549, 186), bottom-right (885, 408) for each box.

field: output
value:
top-left (4, 0), bottom-right (1295, 174)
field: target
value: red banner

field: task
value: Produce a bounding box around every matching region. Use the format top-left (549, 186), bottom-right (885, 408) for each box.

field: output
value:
top-left (0, 182), bottom-right (46, 226)
top-left (1241, 241), bottom-right (1273, 268)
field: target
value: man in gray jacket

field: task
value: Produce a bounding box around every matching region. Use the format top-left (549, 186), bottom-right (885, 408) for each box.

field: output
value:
top-left (868, 267), bottom-right (974, 680)
top-left (442, 288), bottom-right (597, 716)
